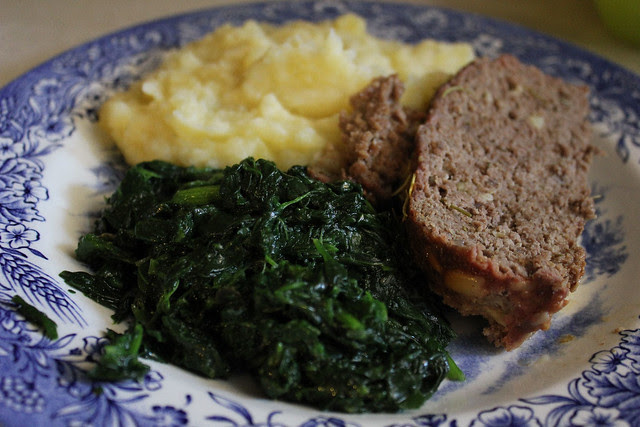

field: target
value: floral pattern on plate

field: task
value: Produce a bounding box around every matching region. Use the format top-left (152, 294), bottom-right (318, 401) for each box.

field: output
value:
top-left (0, 1), bottom-right (638, 426)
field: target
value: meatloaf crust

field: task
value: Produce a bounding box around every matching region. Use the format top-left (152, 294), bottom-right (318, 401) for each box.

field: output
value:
top-left (406, 54), bottom-right (598, 350)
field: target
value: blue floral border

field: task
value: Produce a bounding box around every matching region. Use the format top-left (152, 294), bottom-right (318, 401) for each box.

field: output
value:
top-left (0, 1), bottom-right (638, 426)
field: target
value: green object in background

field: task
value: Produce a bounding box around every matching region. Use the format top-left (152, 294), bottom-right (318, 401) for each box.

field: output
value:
top-left (594, 0), bottom-right (640, 46)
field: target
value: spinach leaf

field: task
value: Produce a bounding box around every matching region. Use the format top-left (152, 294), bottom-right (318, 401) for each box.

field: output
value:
top-left (87, 324), bottom-right (150, 382)
top-left (61, 157), bottom-right (462, 413)
top-left (11, 295), bottom-right (58, 340)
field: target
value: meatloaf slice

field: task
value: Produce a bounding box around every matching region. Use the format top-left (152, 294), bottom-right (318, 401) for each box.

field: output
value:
top-left (406, 54), bottom-right (598, 350)
top-left (308, 74), bottom-right (424, 206)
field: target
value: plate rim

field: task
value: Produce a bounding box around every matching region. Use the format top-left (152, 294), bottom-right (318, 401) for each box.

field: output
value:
top-left (0, 1), bottom-right (639, 426)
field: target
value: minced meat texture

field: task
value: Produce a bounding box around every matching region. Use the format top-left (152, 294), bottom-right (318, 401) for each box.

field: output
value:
top-left (406, 54), bottom-right (598, 349)
top-left (308, 75), bottom-right (424, 206)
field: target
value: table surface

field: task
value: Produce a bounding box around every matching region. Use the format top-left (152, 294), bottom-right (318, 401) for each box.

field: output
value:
top-left (1, 0), bottom-right (639, 89)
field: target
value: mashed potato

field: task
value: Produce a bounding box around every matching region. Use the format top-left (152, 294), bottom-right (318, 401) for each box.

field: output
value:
top-left (99, 14), bottom-right (474, 169)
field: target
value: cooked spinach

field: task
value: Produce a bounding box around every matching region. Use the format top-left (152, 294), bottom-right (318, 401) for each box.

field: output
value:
top-left (87, 324), bottom-right (150, 382)
top-left (12, 295), bottom-right (58, 340)
top-left (61, 157), bottom-right (462, 413)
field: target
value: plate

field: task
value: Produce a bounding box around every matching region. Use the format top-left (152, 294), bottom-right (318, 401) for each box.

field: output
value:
top-left (1, 1), bottom-right (639, 426)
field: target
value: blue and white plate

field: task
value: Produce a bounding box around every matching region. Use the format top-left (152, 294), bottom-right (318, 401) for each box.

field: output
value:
top-left (1, 1), bottom-right (639, 426)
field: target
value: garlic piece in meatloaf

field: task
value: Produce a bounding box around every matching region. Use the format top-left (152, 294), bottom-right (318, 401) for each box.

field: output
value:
top-left (407, 55), bottom-right (598, 350)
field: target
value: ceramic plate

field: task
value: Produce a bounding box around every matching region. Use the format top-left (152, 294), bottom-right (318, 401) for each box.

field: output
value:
top-left (0, 1), bottom-right (639, 426)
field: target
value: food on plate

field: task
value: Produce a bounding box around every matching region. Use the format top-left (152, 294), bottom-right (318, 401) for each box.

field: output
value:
top-left (316, 55), bottom-right (597, 350)
top-left (308, 74), bottom-right (425, 207)
top-left (405, 55), bottom-right (597, 350)
top-left (98, 14), bottom-right (474, 170)
top-left (61, 158), bottom-right (463, 413)
top-left (11, 295), bottom-right (59, 340)
top-left (62, 10), bottom-right (597, 413)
